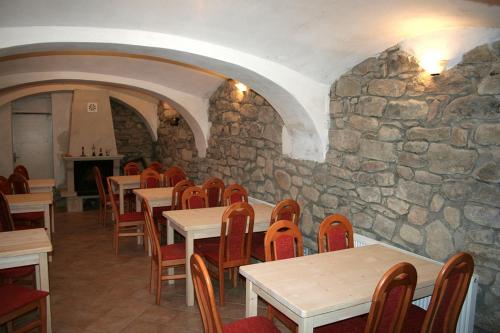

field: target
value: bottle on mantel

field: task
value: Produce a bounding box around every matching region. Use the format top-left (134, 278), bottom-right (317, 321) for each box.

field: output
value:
top-left (81, 146), bottom-right (85, 157)
top-left (99, 148), bottom-right (103, 156)
top-left (92, 144), bottom-right (96, 156)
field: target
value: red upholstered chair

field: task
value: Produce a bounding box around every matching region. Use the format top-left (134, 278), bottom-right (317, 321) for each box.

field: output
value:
top-left (196, 202), bottom-right (255, 306)
top-left (0, 176), bottom-right (11, 195)
top-left (107, 177), bottom-right (146, 255)
top-left (8, 173), bottom-right (30, 194)
top-left (93, 166), bottom-right (117, 226)
top-left (222, 184), bottom-right (248, 206)
top-left (142, 201), bottom-right (186, 305)
top-left (315, 262), bottom-right (417, 333)
top-left (8, 173), bottom-right (44, 228)
top-left (140, 168), bottom-right (161, 189)
top-left (202, 177), bottom-right (225, 208)
top-left (0, 192), bottom-right (14, 232)
top-left (403, 252), bottom-right (474, 333)
top-left (164, 166), bottom-right (187, 187)
top-left (123, 162), bottom-right (141, 175)
top-left (264, 220), bottom-right (303, 332)
top-left (181, 186), bottom-right (208, 210)
top-left (13, 165), bottom-right (29, 180)
top-left (252, 199), bottom-right (300, 261)
top-left (171, 180), bottom-right (195, 211)
top-left (190, 253), bottom-right (280, 333)
top-left (147, 161), bottom-right (163, 173)
top-left (0, 284), bottom-right (49, 333)
top-left (317, 214), bottom-right (354, 253)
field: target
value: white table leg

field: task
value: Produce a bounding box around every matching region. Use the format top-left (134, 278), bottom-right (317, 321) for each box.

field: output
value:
top-left (44, 206), bottom-right (51, 239)
top-left (298, 318), bottom-right (313, 333)
top-left (50, 204), bottom-right (55, 233)
top-left (119, 185), bottom-right (125, 214)
top-left (185, 233), bottom-right (194, 306)
top-left (38, 252), bottom-right (52, 333)
top-left (167, 219), bottom-right (174, 285)
top-left (245, 279), bottom-right (258, 317)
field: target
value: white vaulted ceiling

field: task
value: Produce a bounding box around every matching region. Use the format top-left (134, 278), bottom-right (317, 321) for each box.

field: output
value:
top-left (0, 0), bottom-right (499, 161)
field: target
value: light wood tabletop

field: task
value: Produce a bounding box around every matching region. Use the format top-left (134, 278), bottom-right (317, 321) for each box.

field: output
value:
top-left (0, 229), bottom-right (53, 332)
top-left (109, 175), bottom-right (141, 214)
top-left (133, 187), bottom-right (174, 208)
top-left (163, 203), bottom-right (274, 306)
top-left (28, 178), bottom-right (56, 193)
top-left (239, 244), bottom-right (442, 333)
top-left (6, 192), bottom-right (54, 236)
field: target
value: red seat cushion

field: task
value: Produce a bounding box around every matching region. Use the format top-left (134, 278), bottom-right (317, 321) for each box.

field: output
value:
top-left (251, 231), bottom-right (265, 261)
top-left (314, 314), bottom-right (367, 333)
top-left (13, 224), bottom-right (41, 230)
top-left (194, 237), bottom-right (220, 252)
top-left (196, 241), bottom-right (220, 263)
top-left (153, 206), bottom-right (171, 218)
top-left (0, 265), bottom-right (35, 279)
top-left (403, 304), bottom-right (427, 333)
top-left (0, 284), bottom-right (48, 317)
top-left (12, 212), bottom-right (44, 221)
top-left (118, 211), bottom-right (144, 222)
top-left (160, 242), bottom-right (186, 260)
top-left (223, 316), bottom-right (280, 333)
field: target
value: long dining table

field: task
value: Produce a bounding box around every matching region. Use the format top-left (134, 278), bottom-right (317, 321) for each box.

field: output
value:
top-left (239, 243), bottom-right (442, 333)
top-left (163, 202), bottom-right (275, 306)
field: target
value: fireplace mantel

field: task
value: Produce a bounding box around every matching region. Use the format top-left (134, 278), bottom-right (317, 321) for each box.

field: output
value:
top-left (62, 155), bottom-right (123, 162)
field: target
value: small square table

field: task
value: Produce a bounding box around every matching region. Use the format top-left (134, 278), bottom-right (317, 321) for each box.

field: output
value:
top-left (108, 175), bottom-right (140, 214)
top-left (28, 178), bottom-right (56, 193)
top-left (6, 192), bottom-right (54, 237)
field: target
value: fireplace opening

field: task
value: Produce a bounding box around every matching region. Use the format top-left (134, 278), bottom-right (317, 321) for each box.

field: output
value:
top-left (74, 160), bottom-right (113, 196)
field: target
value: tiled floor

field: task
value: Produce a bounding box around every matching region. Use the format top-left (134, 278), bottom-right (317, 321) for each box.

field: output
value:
top-left (47, 209), bottom-right (283, 333)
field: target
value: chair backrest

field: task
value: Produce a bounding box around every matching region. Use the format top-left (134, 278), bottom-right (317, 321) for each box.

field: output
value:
top-left (140, 168), bottom-right (161, 188)
top-left (219, 202), bottom-right (255, 264)
top-left (124, 162), bottom-right (141, 175)
top-left (172, 179), bottom-right (195, 210)
top-left (364, 262), bottom-right (417, 333)
top-left (14, 165), bottom-right (29, 180)
top-left (270, 199), bottom-right (300, 226)
top-left (0, 176), bottom-right (12, 195)
top-left (317, 214), bottom-right (354, 253)
top-left (264, 220), bottom-right (303, 262)
top-left (8, 173), bottom-right (30, 194)
top-left (191, 253), bottom-right (224, 333)
top-left (0, 192), bottom-right (15, 232)
top-left (202, 177), bottom-right (225, 208)
top-left (164, 166), bottom-right (187, 187)
top-left (142, 201), bottom-right (161, 259)
top-left (181, 186), bottom-right (208, 210)
top-left (222, 184), bottom-right (248, 205)
top-left (419, 252), bottom-right (474, 333)
top-left (93, 166), bottom-right (106, 204)
top-left (106, 177), bottom-right (121, 219)
top-left (148, 161), bottom-right (163, 173)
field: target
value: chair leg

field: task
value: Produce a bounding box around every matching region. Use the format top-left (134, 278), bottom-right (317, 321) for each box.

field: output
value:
top-left (40, 297), bottom-right (47, 333)
top-left (232, 267), bottom-right (238, 288)
top-left (114, 225), bottom-right (119, 255)
top-left (218, 266), bottom-right (225, 306)
top-left (149, 261), bottom-right (154, 294)
top-left (103, 203), bottom-right (107, 226)
top-left (156, 263), bottom-right (162, 305)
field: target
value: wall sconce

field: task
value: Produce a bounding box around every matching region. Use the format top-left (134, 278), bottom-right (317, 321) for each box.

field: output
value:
top-left (235, 82), bottom-right (248, 92)
top-left (419, 50), bottom-right (448, 76)
top-left (160, 100), bottom-right (180, 126)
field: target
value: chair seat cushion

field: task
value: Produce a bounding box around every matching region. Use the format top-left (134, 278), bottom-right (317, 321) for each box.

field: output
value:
top-left (194, 237), bottom-right (220, 252)
top-left (0, 265), bottom-right (35, 279)
top-left (13, 224), bottom-right (41, 230)
top-left (223, 316), bottom-right (280, 333)
top-left (160, 242), bottom-right (186, 261)
top-left (0, 284), bottom-right (48, 317)
top-left (251, 231), bottom-right (265, 261)
top-left (402, 304), bottom-right (427, 333)
top-left (12, 211), bottom-right (44, 221)
top-left (153, 206), bottom-right (171, 218)
top-left (195, 241), bottom-right (220, 263)
top-left (314, 314), bottom-right (367, 333)
top-left (119, 211), bottom-right (144, 222)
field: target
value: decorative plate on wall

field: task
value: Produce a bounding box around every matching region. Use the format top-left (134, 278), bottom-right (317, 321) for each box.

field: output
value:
top-left (87, 102), bottom-right (98, 113)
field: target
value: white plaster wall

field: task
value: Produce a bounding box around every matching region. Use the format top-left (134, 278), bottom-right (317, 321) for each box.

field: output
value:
top-left (0, 103), bottom-right (13, 177)
top-left (11, 94), bottom-right (51, 114)
top-left (51, 92), bottom-right (72, 187)
top-left (68, 90), bottom-right (117, 156)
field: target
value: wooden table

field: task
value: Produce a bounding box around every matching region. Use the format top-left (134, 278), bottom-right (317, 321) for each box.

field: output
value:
top-left (6, 192), bottom-right (54, 237)
top-left (163, 203), bottom-right (274, 306)
top-left (28, 178), bottom-right (56, 193)
top-left (108, 175), bottom-right (140, 214)
top-left (240, 244), bottom-right (442, 333)
top-left (133, 187), bottom-right (173, 214)
top-left (0, 229), bottom-right (53, 332)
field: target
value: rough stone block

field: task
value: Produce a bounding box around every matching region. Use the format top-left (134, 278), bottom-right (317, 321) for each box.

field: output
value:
top-left (478, 64), bottom-right (500, 95)
top-left (385, 100), bottom-right (429, 120)
top-left (474, 161), bottom-right (500, 183)
top-left (404, 141), bottom-right (429, 153)
top-left (414, 170), bottom-right (442, 185)
top-left (373, 214), bottom-right (396, 239)
top-left (239, 146), bottom-right (256, 160)
top-left (361, 161), bottom-right (388, 172)
top-left (443, 206), bottom-right (461, 229)
top-left (427, 143), bottom-right (477, 174)
top-left (398, 152), bottom-right (427, 168)
top-left (462, 45), bottom-right (496, 63)
top-left (396, 166), bottom-right (414, 180)
top-left (425, 220), bottom-right (455, 261)
top-left (475, 123), bottom-right (500, 145)
top-left (450, 128), bottom-right (468, 147)
top-left (240, 104), bottom-right (258, 119)
top-left (430, 194), bottom-right (445, 212)
top-left (302, 185), bottom-right (320, 201)
top-left (368, 79), bottom-right (406, 97)
top-left (395, 179), bottom-right (432, 206)
top-left (387, 197), bottom-right (410, 215)
top-left (407, 127), bottom-right (450, 141)
top-left (378, 126), bottom-right (401, 141)
top-left (357, 186), bottom-right (381, 203)
top-left (320, 193), bottom-right (339, 208)
top-left (359, 139), bottom-right (396, 162)
top-left (408, 206), bottom-right (428, 225)
top-left (331, 129), bottom-right (361, 152)
top-left (464, 204), bottom-right (500, 228)
top-left (357, 96), bottom-right (387, 117)
top-left (348, 114), bottom-right (379, 131)
top-left (400, 224), bottom-right (424, 245)
top-left (336, 76), bottom-right (361, 96)
top-left (376, 172), bottom-right (395, 186)
top-left (352, 212), bottom-right (374, 228)
top-left (470, 229), bottom-right (494, 245)
top-left (443, 96), bottom-right (500, 123)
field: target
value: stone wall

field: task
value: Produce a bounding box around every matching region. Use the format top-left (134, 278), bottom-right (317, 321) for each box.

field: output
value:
top-left (111, 98), bottom-right (154, 163)
top-left (158, 42), bottom-right (500, 332)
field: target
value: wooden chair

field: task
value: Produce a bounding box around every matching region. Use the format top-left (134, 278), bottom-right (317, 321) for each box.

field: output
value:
top-left (196, 202), bottom-right (255, 306)
top-left (7, 173), bottom-right (44, 228)
top-left (14, 165), bottom-right (29, 180)
top-left (222, 184), bottom-right (248, 205)
top-left (142, 201), bottom-right (186, 305)
top-left (147, 161), bottom-right (163, 173)
top-left (107, 178), bottom-right (146, 255)
top-left (8, 173), bottom-right (30, 194)
top-left (264, 220), bottom-right (303, 332)
top-left (0, 176), bottom-right (11, 195)
top-left (93, 166), bottom-right (117, 226)
top-left (317, 214), bottom-right (354, 253)
top-left (164, 166), bottom-right (187, 187)
top-left (404, 252), bottom-right (474, 333)
top-left (123, 161), bottom-right (141, 175)
top-left (315, 262), bottom-right (418, 333)
top-left (181, 186), bottom-right (208, 210)
top-left (252, 199), bottom-right (300, 261)
top-left (190, 253), bottom-right (280, 333)
top-left (140, 168), bottom-right (161, 188)
top-left (202, 177), bottom-right (225, 208)
top-left (171, 179), bottom-right (195, 210)
top-left (0, 284), bottom-right (48, 333)
top-left (0, 192), bottom-right (14, 232)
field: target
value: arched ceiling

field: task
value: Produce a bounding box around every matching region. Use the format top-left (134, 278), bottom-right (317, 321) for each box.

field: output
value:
top-left (0, 0), bottom-right (499, 161)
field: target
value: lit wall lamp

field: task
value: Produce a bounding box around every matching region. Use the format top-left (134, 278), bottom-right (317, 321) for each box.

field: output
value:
top-left (419, 50), bottom-right (448, 76)
top-left (235, 82), bottom-right (248, 92)
top-left (160, 100), bottom-right (180, 126)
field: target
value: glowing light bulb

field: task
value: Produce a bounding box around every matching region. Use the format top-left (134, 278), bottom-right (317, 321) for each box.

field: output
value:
top-left (419, 50), bottom-right (448, 75)
top-left (235, 82), bottom-right (248, 92)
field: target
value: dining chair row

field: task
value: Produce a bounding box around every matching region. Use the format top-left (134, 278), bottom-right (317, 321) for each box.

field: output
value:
top-left (123, 161), bottom-right (164, 174)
